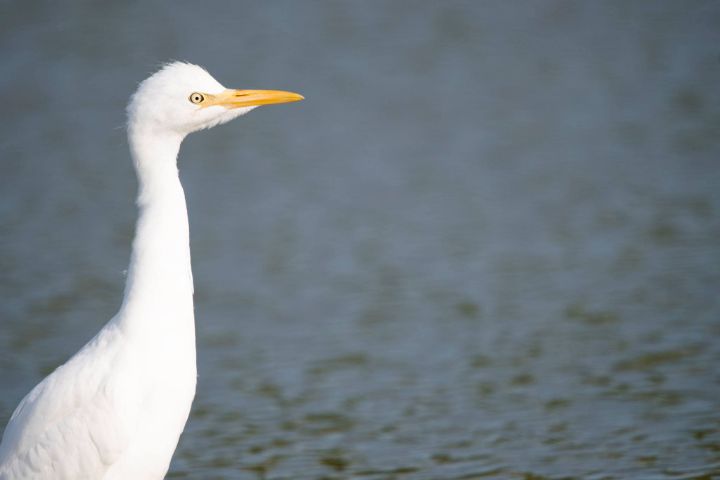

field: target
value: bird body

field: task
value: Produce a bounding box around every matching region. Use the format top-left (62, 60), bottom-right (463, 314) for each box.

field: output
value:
top-left (0, 62), bottom-right (302, 479)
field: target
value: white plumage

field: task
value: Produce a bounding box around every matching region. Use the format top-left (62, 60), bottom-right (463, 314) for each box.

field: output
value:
top-left (0, 62), bottom-right (302, 480)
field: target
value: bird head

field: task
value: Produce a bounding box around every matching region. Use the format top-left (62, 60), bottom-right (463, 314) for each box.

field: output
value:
top-left (127, 62), bottom-right (303, 136)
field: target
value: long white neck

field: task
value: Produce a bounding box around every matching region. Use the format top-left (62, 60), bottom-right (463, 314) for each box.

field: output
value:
top-left (117, 127), bottom-right (194, 336)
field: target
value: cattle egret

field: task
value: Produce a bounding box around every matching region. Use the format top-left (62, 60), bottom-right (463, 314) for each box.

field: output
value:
top-left (0, 62), bottom-right (303, 479)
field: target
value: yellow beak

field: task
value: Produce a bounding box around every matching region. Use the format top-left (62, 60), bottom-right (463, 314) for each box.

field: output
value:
top-left (206, 89), bottom-right (304, 108)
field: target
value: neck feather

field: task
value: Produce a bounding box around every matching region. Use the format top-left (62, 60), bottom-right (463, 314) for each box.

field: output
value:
top-left (118, 127), bottom-right (194, 333)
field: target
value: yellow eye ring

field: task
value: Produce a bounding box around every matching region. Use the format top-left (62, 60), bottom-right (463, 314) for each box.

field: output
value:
top-left (189, 92), bottom-right (205, 104)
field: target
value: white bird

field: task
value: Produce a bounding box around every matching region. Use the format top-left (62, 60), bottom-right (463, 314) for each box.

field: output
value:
top-left (0, 62), bottom-right (303, 480)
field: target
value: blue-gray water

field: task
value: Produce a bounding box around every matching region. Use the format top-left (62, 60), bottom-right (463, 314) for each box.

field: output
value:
top-left (1, 1), bottom-right (719, 478)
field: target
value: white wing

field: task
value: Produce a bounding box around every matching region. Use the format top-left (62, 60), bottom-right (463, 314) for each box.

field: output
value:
top-left (0, 323), bottom-right (138, 480)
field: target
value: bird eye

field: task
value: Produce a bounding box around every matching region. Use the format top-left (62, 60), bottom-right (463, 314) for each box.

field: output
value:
top-left (189, 92), bottom-right (205, 104)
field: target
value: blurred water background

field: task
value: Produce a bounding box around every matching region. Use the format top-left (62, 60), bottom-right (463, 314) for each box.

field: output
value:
top-left (1, 1), bottom-right (719, 478)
